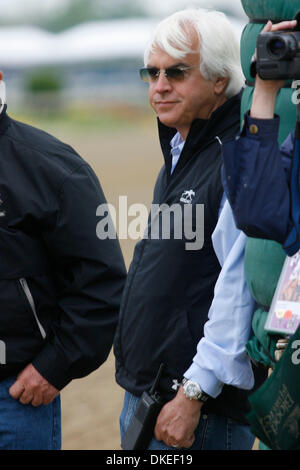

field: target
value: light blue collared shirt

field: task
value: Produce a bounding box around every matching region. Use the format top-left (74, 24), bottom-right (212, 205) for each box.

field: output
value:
top-left (170, 132), bottom-right (254, 398)
top-left (170, 132), bottom-right (185, 175)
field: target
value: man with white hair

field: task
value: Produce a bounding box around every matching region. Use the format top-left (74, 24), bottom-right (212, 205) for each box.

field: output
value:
top-left (114, 9), bottom-right (265, 450)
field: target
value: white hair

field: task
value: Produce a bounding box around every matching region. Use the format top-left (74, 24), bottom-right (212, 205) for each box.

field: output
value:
top-left (144, 9), bottom-right (244, 98)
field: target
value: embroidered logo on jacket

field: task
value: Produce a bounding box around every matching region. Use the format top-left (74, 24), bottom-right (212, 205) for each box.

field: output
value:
top-left (180, 190), bottom-right (195, 204)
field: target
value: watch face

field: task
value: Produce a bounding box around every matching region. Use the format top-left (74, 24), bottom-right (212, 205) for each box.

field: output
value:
top-left (185, 382), bottom-right (201, 399)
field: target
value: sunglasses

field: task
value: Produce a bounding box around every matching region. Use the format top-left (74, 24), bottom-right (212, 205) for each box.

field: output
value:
top-left (139, 65), bottom-right (194, 83)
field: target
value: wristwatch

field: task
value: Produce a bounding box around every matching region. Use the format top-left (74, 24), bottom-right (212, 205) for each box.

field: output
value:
top-left (182, 378), bottom-right (210, 402)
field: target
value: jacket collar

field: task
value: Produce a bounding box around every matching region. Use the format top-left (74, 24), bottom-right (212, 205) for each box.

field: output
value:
top-left (158, 91), bottom-right (242, 177)
top-left (0, 105), bottom-right (11, 135)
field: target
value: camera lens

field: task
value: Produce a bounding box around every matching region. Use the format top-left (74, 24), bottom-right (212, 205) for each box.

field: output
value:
top-left (269, 38), bottom-right (286, 56)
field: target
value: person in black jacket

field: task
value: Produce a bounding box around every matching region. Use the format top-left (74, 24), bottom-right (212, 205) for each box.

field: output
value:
top-left (0, 99), bottom-right (126, 449)
top-left (115, 9), bottom-right (266, 451)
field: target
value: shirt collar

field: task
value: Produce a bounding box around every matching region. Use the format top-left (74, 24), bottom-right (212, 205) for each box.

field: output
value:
top-left (170, 131), bottom-right (185, 150)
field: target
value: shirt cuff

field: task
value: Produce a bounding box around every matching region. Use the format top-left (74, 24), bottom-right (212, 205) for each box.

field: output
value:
top-left (183, 362), bottom-right (223, 399)
top-left (241, 112), bottom-right (280, 139)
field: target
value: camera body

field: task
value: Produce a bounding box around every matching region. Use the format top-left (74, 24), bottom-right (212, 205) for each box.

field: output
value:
top-left (256, 31), bottom-right (300, 79)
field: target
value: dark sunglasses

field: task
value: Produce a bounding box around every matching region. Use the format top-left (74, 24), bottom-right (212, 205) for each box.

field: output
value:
top-left (139, 65), bottom-right (194, 83)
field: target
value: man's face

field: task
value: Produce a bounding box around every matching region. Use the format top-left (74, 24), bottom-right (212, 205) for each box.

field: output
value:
top-left (147, 46), bottom-right (226, 140)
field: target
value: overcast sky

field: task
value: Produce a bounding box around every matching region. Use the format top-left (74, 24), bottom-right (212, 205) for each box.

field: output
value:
top-left (0, 0), bottom-right (247, 21)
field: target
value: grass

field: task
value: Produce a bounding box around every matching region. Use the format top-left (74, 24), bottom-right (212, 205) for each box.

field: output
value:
top-left (9, 102), bottom-right (154, 135)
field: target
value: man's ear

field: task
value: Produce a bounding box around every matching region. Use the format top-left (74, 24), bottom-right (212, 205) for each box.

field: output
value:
top-left (214, 76), bottom-right (229, 95)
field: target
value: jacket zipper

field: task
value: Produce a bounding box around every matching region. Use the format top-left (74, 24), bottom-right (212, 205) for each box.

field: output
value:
top-left (19, 278), bottom-right (46, 339)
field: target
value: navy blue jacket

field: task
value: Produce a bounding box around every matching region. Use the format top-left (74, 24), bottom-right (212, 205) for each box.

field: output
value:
top-left (222, 113), bottom-right (294, 249)
top-left (114, 94), bottom-right (266, 424)
top-left (0, 107), bottom-right (126, 389)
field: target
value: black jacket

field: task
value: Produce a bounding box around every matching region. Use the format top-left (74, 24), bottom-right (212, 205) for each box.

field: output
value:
top-left (114, 93), bottom-right (266, 423)
top-left (0, 107), bottom-right (126, 389)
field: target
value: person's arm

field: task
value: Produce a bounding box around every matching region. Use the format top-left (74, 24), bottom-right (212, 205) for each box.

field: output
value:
top-left (222, 113), bottom-right (292, 243)
top-left (184, 199), bottom-right (255, 394)
top-left (154, 198), bottom-right (255, 448)
top-left (222, 20), bottom-right (297, 244)
top-left (10, 163), bottom-right (126, 406)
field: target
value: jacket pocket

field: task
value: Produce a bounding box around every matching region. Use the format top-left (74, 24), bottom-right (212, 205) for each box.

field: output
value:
top-left (19, 277), bottom-right (46, 340)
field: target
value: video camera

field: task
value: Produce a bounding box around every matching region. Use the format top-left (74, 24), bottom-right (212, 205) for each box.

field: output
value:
top-left (255, 19), bottom-right (300, 80)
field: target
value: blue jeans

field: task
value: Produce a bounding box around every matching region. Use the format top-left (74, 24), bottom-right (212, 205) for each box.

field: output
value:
top-left (0, 376), bottom-right (61, 450)
top-left (120, 391), bottom-right (255, 450)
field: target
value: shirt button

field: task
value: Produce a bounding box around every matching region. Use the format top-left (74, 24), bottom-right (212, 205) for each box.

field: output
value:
top-left (249, 124), bottom-right (259, 134)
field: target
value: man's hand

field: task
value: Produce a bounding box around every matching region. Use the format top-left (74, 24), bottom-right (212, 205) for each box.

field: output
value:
top-left (9, 363), bottom-right (59, 407)
top-left (251, 19), bottom-right (297, 119)
top-left (154, 386), bottom-right (203, 449)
